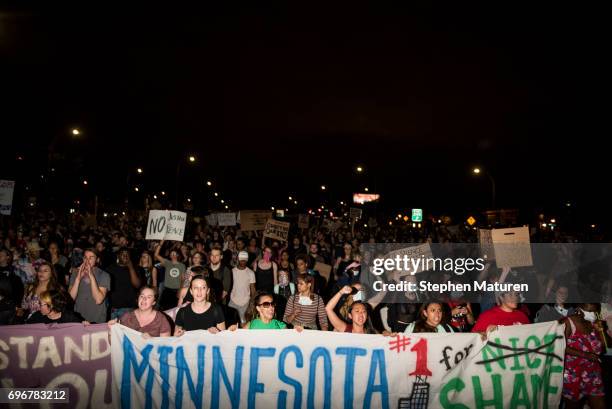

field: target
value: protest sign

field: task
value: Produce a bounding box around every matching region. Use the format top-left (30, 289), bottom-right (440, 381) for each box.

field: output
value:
top-left (0, 179), bottom-right (15, 215)
top-left (263, 219), bottom-right (290, 242)
top-left (383, 243), bottom-right (433, 275)
top-left (349, 207), bottom-right (362, 220)
top-left (491, 226), bottom-right (533, 268)
top-left (314, 261), bottom-right (332, 282)
top-left (0, 323), bottom-right (112, 409)
top-left (145, 210), bottom-right (187, 241)
top-left (298, 214), bottom-right (310, 229)
top-left (205, 214), bottom-right (218, 226)
top-left (239, 210), bottom-right (272, 231)
top-left (112, 322), bottom-right (564, 409)
top-left (216, 212), bottom-right (237, 227)
top-left (478, 228), bottom-right (495, 260)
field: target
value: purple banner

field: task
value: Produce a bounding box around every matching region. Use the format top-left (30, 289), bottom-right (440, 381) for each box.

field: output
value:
top-left (0, 323), bottom-right (112, 409)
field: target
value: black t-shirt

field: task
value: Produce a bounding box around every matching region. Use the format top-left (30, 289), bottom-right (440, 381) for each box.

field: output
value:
top-left (106, 264), bottom-right (138, 308)
top-left (0, 266), bottom-right (24, 305)
top-left (175, 303), bottom-right (225, 331)
top-left (26, 310), bottom-right (84, 324)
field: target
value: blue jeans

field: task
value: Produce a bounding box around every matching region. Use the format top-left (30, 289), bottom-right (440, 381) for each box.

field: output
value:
top-left (111, 307), bottom-right (133, 321)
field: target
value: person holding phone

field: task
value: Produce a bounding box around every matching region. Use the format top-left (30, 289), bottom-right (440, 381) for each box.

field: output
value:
top-left (283, 273), bottom-right (328, 330)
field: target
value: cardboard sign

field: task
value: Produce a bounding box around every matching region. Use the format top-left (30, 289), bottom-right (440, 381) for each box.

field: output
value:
top-left (263, 219), bottom-right (290, 242)
top-left (314, 261), bottom-right (332, 283)
top-left (491, 226), bottom-right (533, 268)
top-left (216, 212), bottom-right (237, 226)
top-left (145, 210), bottom-right (187, 241)
top-left (298, 214), bottom-right (310, 229)
top-left (349, 207), bottom-right (362, 220)
top-left (239, 210), bottom-right (272, 231)
top-left (0, 180), bottom-right (15, 215)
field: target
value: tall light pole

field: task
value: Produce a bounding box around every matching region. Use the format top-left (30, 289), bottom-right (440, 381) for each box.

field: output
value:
top-left (473, 167), bottom-right (496, 209)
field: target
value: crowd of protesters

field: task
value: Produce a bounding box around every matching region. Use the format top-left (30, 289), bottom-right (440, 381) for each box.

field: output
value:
top-left (0, 210), bottom-right (610, 408)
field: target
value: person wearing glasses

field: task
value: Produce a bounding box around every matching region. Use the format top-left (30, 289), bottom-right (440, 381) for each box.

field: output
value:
top-left (242, 292), bottom-right (287, 330)
top-left (27, 290), bottom-right (86, 324)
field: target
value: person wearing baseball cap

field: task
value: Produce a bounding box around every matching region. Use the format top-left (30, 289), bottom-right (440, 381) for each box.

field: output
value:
top-left (229, 251), bottom-right (256, 324)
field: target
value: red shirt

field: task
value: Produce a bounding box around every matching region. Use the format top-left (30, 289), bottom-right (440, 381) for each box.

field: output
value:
top-left (472, 306), bottom-right (530, 332)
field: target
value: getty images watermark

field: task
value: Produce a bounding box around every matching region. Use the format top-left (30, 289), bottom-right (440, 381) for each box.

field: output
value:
top-left (357, 243), bottom-right (612, 303)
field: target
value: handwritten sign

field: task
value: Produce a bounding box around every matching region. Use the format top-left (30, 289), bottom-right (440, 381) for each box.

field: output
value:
top-left (298, 214), bottom-right (310, 229)
top-left (112, 322), bottom-right (564, 409)
top-left (239, 210), bottom-right (272, 231)
top-left (263, 219), bottom-right (290, 242)
top-left (145, 210), bottom-right (187, 241)
top-left (0, 323), bottom-right (112, 409)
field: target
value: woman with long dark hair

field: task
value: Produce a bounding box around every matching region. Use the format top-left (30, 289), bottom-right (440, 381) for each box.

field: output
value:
top-left (19, 262), bottom-right (63, 320)
top-left (404, 302), bottom-right (454, 334)
top-left (242, 292), bottom-right (287, 329)
top-left (325, 285), bottom-right (376, 334)
top-left (283, 273), bottom-right (328, 330)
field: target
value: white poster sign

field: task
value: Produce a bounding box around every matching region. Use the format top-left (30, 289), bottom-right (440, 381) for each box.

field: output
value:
top-left (0, 180), bottom-right (15, 215)
top-left (145, 210), bottom-right (187, 241)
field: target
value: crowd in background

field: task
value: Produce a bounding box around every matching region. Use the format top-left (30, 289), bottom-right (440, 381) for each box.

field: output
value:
top-left (0, 211), bottom-right (610, 408)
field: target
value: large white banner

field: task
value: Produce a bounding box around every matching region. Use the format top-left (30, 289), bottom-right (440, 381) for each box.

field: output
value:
top-left (0, 180), bottom-right (15, 215)
top-left (111, 322), bottom-right (564, 409)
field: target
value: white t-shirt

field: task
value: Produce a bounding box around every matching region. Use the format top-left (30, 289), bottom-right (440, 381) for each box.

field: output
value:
top-left (230, 266), bottom-right (256, 306)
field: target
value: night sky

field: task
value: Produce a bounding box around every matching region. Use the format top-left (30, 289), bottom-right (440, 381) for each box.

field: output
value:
top-left (1, 5), bottom-right (606, 224)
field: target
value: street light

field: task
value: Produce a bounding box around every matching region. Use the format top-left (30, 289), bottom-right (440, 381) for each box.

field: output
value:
top-left (206, 180), bottom-right (212, 186)
top-left (321, 185), bottom-right (326, 191)
top-left (356, 166), bottom-right (363, 173)
top-left (472, 167), bottom-right (496, 209)
top-left (176, 155), bottom-right (197, 208)
top-left (72, 128), bottom-right (80, 136)
top-left (137, 168), bottom-right (143, 174)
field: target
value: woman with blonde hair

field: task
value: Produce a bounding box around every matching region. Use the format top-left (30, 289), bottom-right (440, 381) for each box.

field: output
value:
top-left (137, 251), bottom-right (158, 290)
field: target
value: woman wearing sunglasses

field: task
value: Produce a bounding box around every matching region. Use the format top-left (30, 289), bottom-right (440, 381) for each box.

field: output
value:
top-left (243, 292), bottom-right (287, 329)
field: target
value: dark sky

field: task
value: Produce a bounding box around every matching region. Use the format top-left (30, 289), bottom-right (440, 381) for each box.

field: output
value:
top-left (0, 4), bottom-right (606, 222)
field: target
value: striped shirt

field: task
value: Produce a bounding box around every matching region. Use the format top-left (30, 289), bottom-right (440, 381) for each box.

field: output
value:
top-left (283, 294), bottom-right (328, 329)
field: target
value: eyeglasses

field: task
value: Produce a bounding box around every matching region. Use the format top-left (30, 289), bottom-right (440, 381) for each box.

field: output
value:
top-left (257, 301), bottom-right (275, 308)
